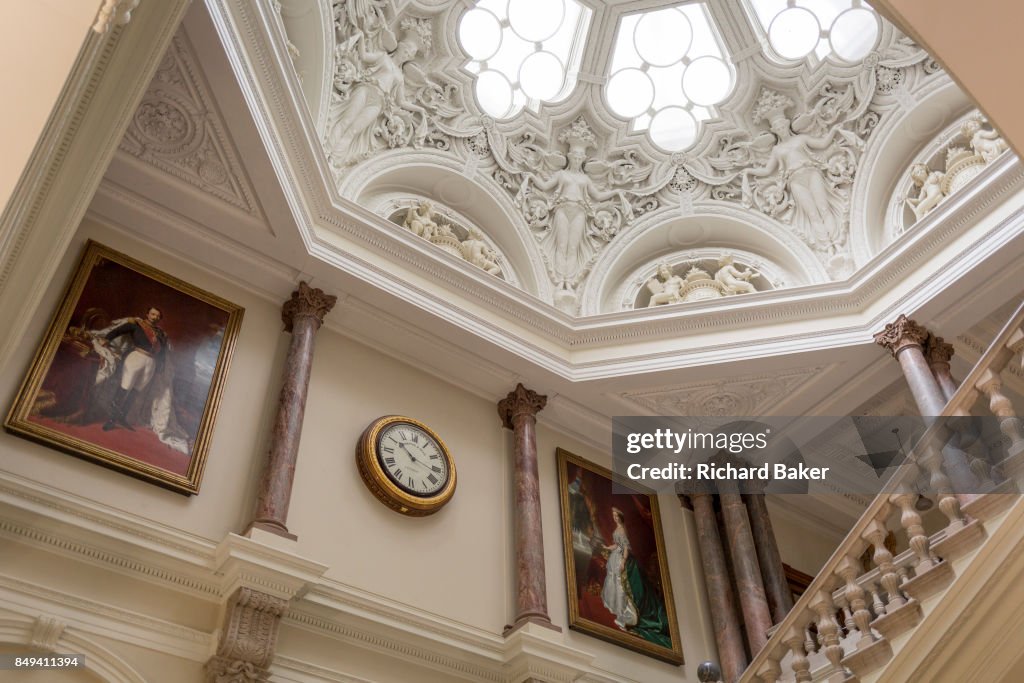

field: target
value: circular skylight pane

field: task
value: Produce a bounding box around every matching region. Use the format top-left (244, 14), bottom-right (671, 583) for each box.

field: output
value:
top-left (649, 106), bottom-right (697, 151)
top-left (634, 9), bottom-right (692, 67)
top-left (508, 0), bottom-right (565, 43)
top-left (606, 68), bottom-right (655, 118)
top-left (459, 8), bottom-right (502, 62)
top-left (475, 70), bottom-right (514, 118)
top-left (768, 7), bottom-right (820, 60)
top-left (519, 51), bottom-right (564, 100)
top-left (829, 8), bottom-right (880, 62)
top-left (682, 56), bottom-right (732, 106)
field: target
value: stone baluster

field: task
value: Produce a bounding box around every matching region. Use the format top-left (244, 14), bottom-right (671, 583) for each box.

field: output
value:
top-left (720, 480), bottom-right (773, 653)
top-left (891, 479), bottom-right (935, 575)
top-left (874, 315), bottom-right (980, 494)
top-left (783, 625), bottom-right (813, 682)
top-left (918, 445), bottom-right (965, 530)
top-left (834, 591), bottom-right (855, 640)
top-left (755, 657), bottom-right (783, 683)
top-left (836, 554), bottom-right (873, 647)
top-left (744, 492), bottom-right (794, 625)
top-left (249, 282), bottom-right (337, 538)
top-left (977, 369), bottom-right (1024, 457)
top-left (866, 578), bottom-right (886, 619)
top-left (688, 493), bottom-right (748, 682)
top-left (804, 624), bottom-right (817, 660)
top-left (498, 384), bottom-right (555, 633)
top-left (810, 589), bottom-right (844, 677)
top-left (863, 518), bottom-right (905, 612)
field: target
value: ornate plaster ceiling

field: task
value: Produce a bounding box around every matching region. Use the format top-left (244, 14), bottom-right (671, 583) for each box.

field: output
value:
top-left (269, 0), bottom-right (1009, 318)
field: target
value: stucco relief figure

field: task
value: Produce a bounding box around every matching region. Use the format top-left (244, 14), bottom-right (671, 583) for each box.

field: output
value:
top-left (327, 15), bottom-right (460, 167)
top-left (715, 255), bottom-right (758, 295)
top-left (905, 163), bottom-right (946, 221)
top-left (702, 87), bottom-right (864, 261)
top-left (962, 117), bottom-right (1008, 164)
top-left (402, 200), bottom-right (449, 240)
top-left (502, 117), bottom-right (653, 300)
top-left (646, 263), bottom-right (686, 307)
top-left (461, 228), bottom-right (502, 277)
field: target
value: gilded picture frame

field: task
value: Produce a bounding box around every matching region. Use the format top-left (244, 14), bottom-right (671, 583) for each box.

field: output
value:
top-left (5, 241), bottom-right (244, 495)
top-left (557, 448), bottom-right (684, 665)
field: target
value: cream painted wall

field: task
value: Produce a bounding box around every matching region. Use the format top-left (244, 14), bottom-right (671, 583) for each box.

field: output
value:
top-left (0, 1), bottom-right (96, 212)
top-left (767, 501), bottom-right (845, 577)
top-left (0, 216), bottom-right (283, 542)
top-left (1, 217), bottom-right (725, 680)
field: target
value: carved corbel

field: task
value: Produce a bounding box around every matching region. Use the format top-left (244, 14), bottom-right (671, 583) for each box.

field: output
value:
top-left (205, 588), bottom-right (288, 683)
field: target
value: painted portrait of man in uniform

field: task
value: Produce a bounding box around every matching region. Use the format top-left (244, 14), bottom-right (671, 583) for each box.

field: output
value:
top-left (5, 242), bottom-right (243, 494)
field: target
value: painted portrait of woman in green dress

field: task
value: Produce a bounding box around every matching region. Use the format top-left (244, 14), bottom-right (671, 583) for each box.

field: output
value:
top-left (557, 449), bottom-right (684, 664)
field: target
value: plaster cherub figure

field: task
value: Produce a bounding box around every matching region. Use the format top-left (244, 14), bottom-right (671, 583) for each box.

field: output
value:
top-left (461, 228), bottom-right (502, 276)
top-left (646, 263), bottom-right (686, 307)
top-left (404, 201), bottom-right (441, 240)
top-left (714, 255), bottom-right (758, 295)
top-left (962, 117), bottom-right (1008, 164)
top-left (905, 163), bottom-right (946, 222)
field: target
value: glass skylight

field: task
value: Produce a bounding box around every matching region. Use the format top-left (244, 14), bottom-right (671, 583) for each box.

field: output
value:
top-left (458, 0), bottom-right (592, 119)
top-left (604, 4), bottom-right (734, 152)
top-left (749, 0), bottom-right (881, 64)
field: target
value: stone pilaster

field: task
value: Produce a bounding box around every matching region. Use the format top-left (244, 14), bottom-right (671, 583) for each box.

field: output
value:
top-left (498, 383), bottom-right (556, 633)
top-left (249, 282), bottom-right (337, 539)
top-left (205, 587), bottom-right (288, 683)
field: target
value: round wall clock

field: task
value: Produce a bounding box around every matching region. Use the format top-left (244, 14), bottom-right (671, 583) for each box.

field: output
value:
top-left (356, 415), bottom-right (457, 516)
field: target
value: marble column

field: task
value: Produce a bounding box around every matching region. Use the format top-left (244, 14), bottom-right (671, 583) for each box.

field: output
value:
top-left (688, 493), bottom-right (747, 683)
top-left (743, 493), bottom-right (793, 625)
top-left (250, 282), bottom-right (337, 539)
top-left (925, 334), bottom-right (959, 401)
top-left (874, 315), bottom-right (979, 495)
top-left (719, 481), bottom-right (773, 655)
top-left (498, 383), bottom-right (556, 632)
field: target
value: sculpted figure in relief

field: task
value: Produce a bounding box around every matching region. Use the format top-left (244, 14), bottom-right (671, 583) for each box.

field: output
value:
top-left (961, 117), bottom-right (1008, 164)
top-left (403, 200), bottom-right (441, 240)
top-left (714, 255), bottom-right (758, 295)
top-left (461, 228), bottom-right (502, 277)
top-left (646, 263), bottom-right (687, 307)
top-left (904, 163), bottom-right (946, 221)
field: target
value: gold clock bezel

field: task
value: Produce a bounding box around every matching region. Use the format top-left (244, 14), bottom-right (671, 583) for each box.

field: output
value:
top-left (356, 415), bottom-right (457, 516)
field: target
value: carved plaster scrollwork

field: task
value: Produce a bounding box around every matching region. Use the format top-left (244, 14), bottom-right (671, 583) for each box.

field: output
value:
top-left (120, 34), bottom-right (262, 217)
top-left (205, 588), bottom-right (288, 683)
top-left (29, 616), bottom-right (66, 652)
top-left (93, 0), bottom-right (140, 34)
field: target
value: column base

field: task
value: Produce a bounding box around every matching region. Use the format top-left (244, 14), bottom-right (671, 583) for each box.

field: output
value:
top-left (504, 615), bottom-right (562, 637)
top-left (246, 520), bottom-right (297, 541)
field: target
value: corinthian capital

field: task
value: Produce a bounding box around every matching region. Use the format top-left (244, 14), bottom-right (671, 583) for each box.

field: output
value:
top-left (924, 333), bottom-right (955, 365)
top-left (873, 314), bottom-right (930, 357)
top-left (498, 383), bottom-right (547, 429)
top-left (281, 282), bottom-right (337, 333)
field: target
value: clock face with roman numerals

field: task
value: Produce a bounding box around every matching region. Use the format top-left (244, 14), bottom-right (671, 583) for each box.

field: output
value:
top-left (376, 422), bottom-right (450, 496)
top-left (356, 415), bottom-right (457, 516)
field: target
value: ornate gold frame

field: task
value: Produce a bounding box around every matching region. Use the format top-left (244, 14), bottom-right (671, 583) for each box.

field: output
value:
top-left (356, 415), bottom-right (457, 516)
top-left (5, 241), bottom-right (244, 495)
top-left (556, 448), bottom-right (684, 665)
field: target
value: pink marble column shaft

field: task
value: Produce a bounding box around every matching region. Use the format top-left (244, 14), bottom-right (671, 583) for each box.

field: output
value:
top-left (689, 493), bottom-right (748, 683)
top-left (743, 493), bottom-right (793, 625)
top-left (250, 282), bottom-right (337, 539)
top-left (498, 383), bottom-right (556, 632)
top-left (874, 315), bottom-right (979, 494)
top-left (720, 485), bottom-right (773, 654)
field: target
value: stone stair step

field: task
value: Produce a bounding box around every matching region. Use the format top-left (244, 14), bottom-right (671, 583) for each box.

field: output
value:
top-left (870, 598), bottom-right (923, 641)
top-left (931, 518), bottom-right (987, 561)
top-left (841, 636), bottom-right (892, 678)
top-left (901, 560), bottom-right (955, 603)
top-left (961, 480), bottom-right (1019, 522)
